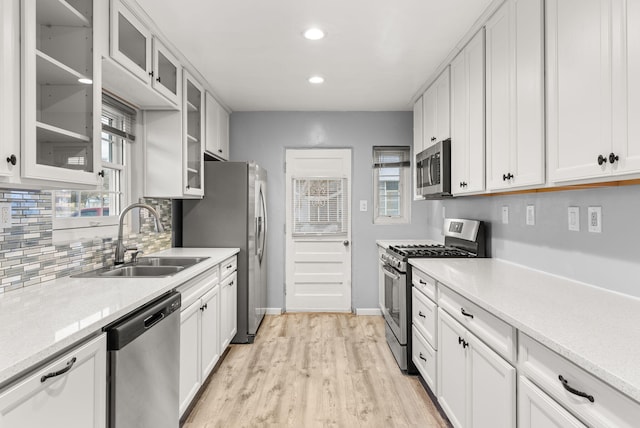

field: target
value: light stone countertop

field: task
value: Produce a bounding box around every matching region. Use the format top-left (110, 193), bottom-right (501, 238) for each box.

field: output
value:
top-left (408, 257), bottom-right (640, 403)
top-left (0, 247), bottom-right (239, 389)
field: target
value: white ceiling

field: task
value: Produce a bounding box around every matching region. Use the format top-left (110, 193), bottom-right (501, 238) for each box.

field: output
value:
top-left (135, 0), bottom-right (494, 112)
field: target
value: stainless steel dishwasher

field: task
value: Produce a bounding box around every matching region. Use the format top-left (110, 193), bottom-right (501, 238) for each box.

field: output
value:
top-left (106, 291), bottom-right (181, 428)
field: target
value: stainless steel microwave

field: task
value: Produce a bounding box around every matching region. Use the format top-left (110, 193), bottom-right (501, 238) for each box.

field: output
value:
top-left (416, 138), bottom-right (451, 198)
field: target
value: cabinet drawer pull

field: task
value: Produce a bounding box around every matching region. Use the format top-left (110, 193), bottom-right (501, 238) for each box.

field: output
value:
top-left (419, 353), bottom-right (427, 362)
top-left (558, 375), bottom-right (595, 403)
top-left (460, 308), bottom-right (474, 319)
top-left (40, 357), bottom-right (77, 383)
top-left (418, 311), bottom-right (426, 318)
top-left (226, 264), bottom-right (233, 269)
top-left (419, 279), bottom-right (427, 285)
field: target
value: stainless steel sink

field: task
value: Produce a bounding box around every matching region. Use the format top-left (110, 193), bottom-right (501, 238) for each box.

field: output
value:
top-left (72, 256), bottom-right (209, 278)
top-left (136, 256), bottom-right (208, 268)
top-left (99, 265), bottom-right (184, 277)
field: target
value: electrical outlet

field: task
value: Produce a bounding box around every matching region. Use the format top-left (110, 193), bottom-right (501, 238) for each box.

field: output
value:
top-left (0, 203), bottom-right (11, 229)
top-left (568, 207), bottom-right (580, 231)
top-left (526, 205), bottom-right (535, 226)
top-left (501, 206), bottom-right (509, 224)
top-left (588, 206), bottom-right (602, 233)
top-left (359, 200), bottom-right (368, 212)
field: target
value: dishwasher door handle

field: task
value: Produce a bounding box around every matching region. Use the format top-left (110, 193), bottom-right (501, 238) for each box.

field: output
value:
top-left (144, 311), bottom-right (165, 329)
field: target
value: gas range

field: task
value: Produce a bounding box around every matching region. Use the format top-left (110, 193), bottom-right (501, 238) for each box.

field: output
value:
top-left (383, 219), bottom-right (485, 273)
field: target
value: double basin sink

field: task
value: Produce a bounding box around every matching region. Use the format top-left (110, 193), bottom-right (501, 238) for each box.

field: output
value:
top-left (74, 256), bottom-right (209, 278)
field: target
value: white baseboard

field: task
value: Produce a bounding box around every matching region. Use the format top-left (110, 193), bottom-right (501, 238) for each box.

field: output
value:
top-left (355, 308), bottom-right (382, 316)
top-left (265, 308), bottom-right (283, 315)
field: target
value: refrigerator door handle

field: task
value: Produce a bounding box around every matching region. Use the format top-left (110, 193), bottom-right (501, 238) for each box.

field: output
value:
top-left (258, 185), bottom-right (267, 264)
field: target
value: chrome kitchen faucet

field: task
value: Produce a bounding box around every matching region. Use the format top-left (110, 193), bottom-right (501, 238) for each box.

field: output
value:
top-left (114, 203), bottom-right (165, 265)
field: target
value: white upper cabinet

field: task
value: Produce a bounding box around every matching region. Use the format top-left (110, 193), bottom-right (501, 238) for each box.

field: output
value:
top-left (184, 71), bottom-right (205, 197)
top-left (412, 96), bottom-right (424, 200)
top-left (486, 0), bottom-right (544, 191)
top-left (547, 0), bottom-right (640, 182)
top-left (451, 29), bottom-right (485, 195)
top-left (0, 0), bottom-right (20, 182)
top-left (21, 0), bottom-right (101, 186)
top-left (423, 68), bottom-right (450, 148)
top-left (205, 92), bottom-right (230, 161)
top-left (106, 0), bottom-right (180, 109)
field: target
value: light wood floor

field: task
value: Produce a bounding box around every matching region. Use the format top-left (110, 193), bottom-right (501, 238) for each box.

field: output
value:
top-left (183, 313), bottom-right (448, 428)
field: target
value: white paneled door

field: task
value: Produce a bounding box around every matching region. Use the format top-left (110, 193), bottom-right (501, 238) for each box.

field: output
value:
top-left (285, 149), bottom-right (352, 312)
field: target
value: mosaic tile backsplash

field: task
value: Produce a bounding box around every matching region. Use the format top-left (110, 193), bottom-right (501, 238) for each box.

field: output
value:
top-left (0, 190), bottom-right (172, 293)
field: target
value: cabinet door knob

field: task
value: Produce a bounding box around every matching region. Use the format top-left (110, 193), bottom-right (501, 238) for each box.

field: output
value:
top-left (431, 136), bottom-right (436, 142)
top-left (149, 71), bottom-right (154, 78)
top-left (418, 311), bottom-right (426, 318)
top-left (218, 149), bottom-right (223, 153)
top-left (609, 153), bottom-right (619, 164)
top-left (6, 154), bottom-right (16, 166)
top-left (458, 336), bottom-right (464, 345)
top-left (597, 154), bottom-right (607, 165)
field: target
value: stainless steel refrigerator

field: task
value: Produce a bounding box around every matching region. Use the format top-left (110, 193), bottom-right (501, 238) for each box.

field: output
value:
top-left (181, 161), bottom-right (267, 343)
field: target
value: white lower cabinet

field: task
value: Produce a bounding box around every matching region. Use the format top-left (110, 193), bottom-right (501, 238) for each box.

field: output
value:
top-left (0, 334), bottom-right (107, 428)
top-left (178, 269), bottom-right (220, 417)
top-left (437, 308), bottom-right (515, 428)
top-left (518, 376), bottom-right (586, 428)
top-left (220, 271), bottom-right (238, 350)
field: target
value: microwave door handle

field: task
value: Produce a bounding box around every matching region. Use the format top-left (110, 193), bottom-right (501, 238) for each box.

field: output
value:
top-left (426, 156), bottom-right (433, 186)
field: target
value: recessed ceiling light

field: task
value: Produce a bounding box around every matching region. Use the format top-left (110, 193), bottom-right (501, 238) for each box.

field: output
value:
top-left (303, 28), bottom-right (325, 40)
top-left (308, 76), bottom-right (324, 84)
top-left (78, 78), bottom-right (93, 84)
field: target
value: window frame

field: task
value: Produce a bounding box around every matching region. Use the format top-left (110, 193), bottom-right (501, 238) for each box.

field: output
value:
top-left (372, 146), bottom-right (411, 225)
top-left (52, 94), bottom-right (135, 239)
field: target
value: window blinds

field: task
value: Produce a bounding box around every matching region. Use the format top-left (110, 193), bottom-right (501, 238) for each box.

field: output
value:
top-left (102, 94), bottom-right (137, 143)
top-left (373, 147), bottom-right (410, 169)
top-left (292, 178), bottom-right (348, 236)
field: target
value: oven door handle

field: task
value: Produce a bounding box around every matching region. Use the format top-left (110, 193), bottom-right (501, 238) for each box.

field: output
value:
top-left (382, 265), bottom-right (401, 281)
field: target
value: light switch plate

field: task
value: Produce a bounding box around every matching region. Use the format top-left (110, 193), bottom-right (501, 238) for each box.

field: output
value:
top-left (588, 206), bottom-right (602, 233)
top-left (501, 206), bottom-right (509, 224)
top-left (568, 207), bottom-right (580, 231)
top-left (0, 203), bottom-right (11, 229)
top-left (526, 205), bottom-right (535, 226)
top-left (359, 200), bottom-right (368, 212)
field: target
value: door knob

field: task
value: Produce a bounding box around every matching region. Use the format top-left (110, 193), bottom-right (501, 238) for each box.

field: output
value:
top-left (343, 240), bottom-right (350, 246)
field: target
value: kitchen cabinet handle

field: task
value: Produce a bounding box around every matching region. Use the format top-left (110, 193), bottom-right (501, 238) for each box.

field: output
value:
top-left (597, 154), bottom-right (607, 165)
top-left (6, 154), bottom-right (16, 166)
top-left (460, 308), bottom-right (474, 319)
top-left (226, 264), bottom-right (233, 269)
top-left (609, 153), bottom-right (619, 164)
top-left (418, 311), bottom-right (426, 318)
top-left (558, 375), bottom-right (595, 403)
top-left (149, 71), bottom-right (154, 78)
top-left (156, 76), bottom-right (161, 83)
top-left (419, 353), bottom-right (427, 362)
top-left (462, 341), bottom-right (469, 349)
top-left (218, 149), bottom-right (223, 153)
top-left (419, 279), bottom-right (427, 285)
top-left (40, 357), bottom-right (77, 383)
top-left (458, 336), bottom-right (464, 345)
top-left (431, 136), bottom-right (436, 142)
top-left (503, 173), bottom-right (514, 181)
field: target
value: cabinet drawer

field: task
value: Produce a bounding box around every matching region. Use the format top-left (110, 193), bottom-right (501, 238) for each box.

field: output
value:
top-left (412, 268), bottom-right (436, 302)
top-left (438, 285), bottom-right (515, 362)
top-left (518, 375), bottom-right (586, 428)
top-left (412, 328), bottom-right (437, 394)
top-left (177, 265), bottom-right (219, 309)
top-left (220, 256), bottom-right (237, 279)
top-left (412, 287), bottom-right (437, 349)
top-left (519, 333), bottom-right (640, 428)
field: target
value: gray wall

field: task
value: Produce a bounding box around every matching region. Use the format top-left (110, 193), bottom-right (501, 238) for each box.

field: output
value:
top-left (230, 112), bottom-right (430, 310)
top-left (425, 186), bottom-right (640, 298)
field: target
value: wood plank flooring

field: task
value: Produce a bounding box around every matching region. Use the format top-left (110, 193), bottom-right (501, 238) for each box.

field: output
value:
top-left (183, 313), bottom-right (448, 428)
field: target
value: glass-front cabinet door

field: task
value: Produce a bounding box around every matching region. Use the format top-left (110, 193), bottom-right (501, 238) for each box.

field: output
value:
top-left (152, 38), bottom-right (181, 105)
top-left (110, 0), bottom-right (151, 84)
top-left (21, 0), bottom-right (100, 186)
top-left (183, 70), bottom-right (204, 197)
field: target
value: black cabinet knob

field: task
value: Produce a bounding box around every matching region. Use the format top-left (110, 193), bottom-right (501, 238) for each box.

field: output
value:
top-left (156, 76), bottom-right (161, 83)
top-left (6, 154), bottom-right (16, 166)
top-left (597, 154), bottom-right (607, 165)
top-left (609, 153), bottom-right (619, 164)
top-left (431, 136), bottom-right (437, 141)
top-left (149, 71), bottom-right (154, 77)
